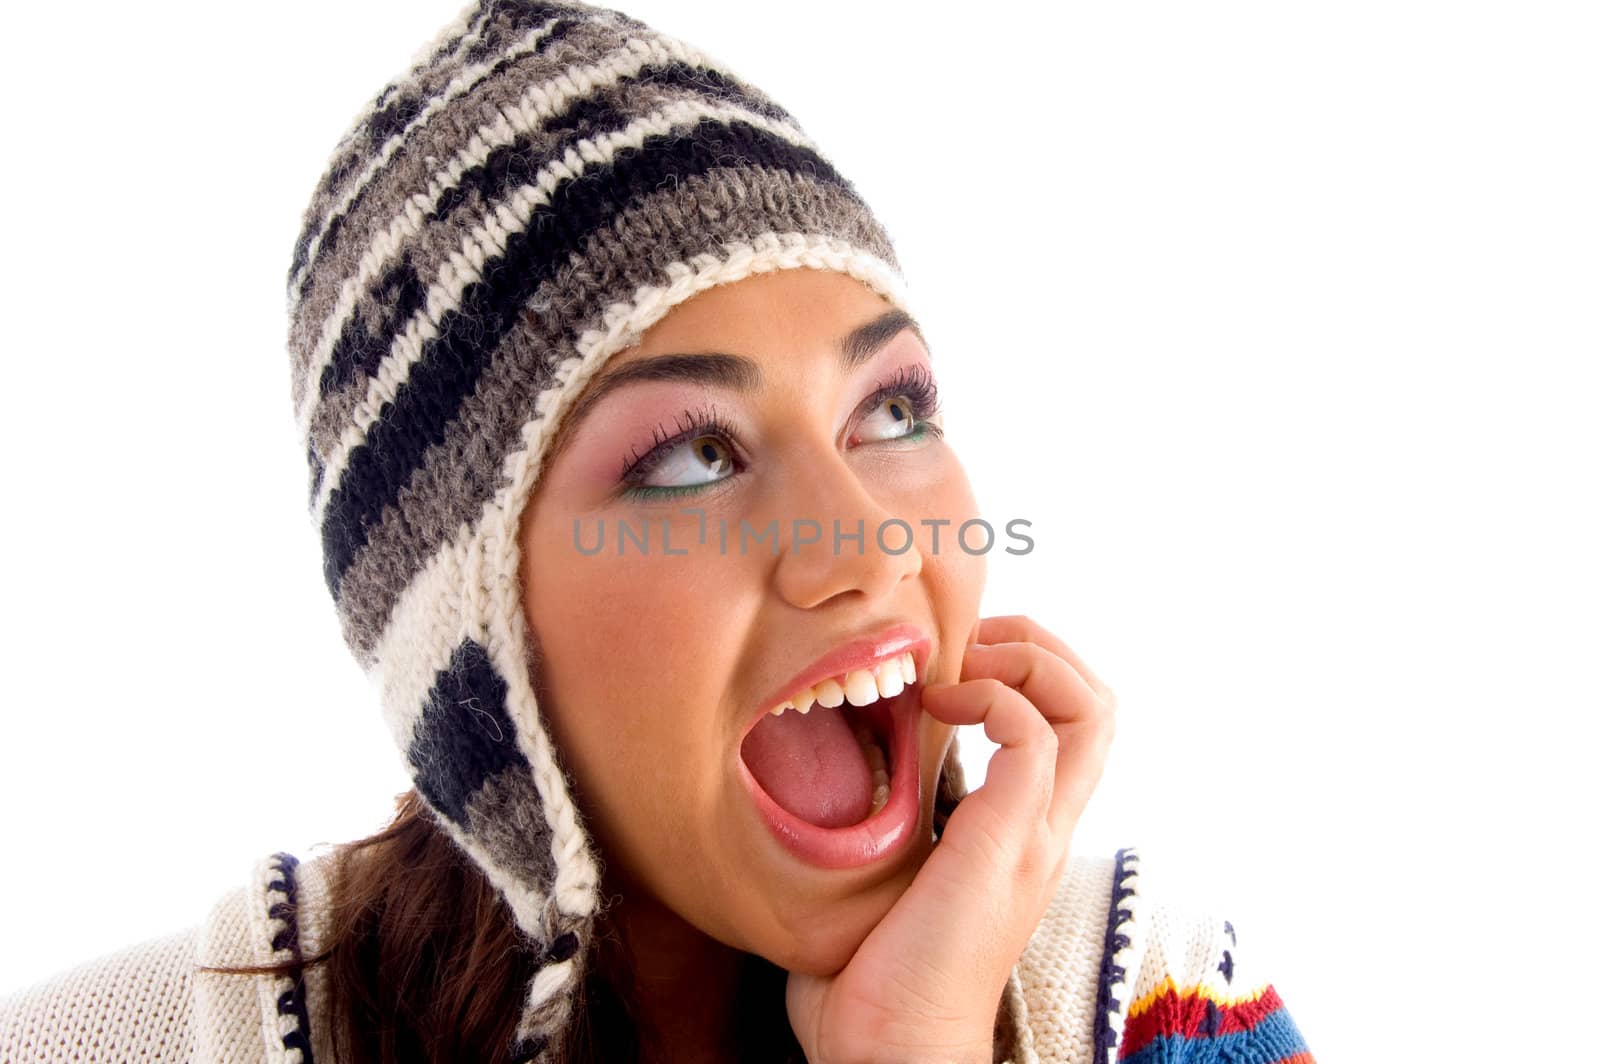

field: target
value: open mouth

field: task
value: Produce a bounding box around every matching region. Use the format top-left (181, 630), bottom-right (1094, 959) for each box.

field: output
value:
top-left (735, 646), bottom-right (926, 869)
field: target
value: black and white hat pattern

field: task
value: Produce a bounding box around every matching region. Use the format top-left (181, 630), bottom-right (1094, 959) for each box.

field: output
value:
top-left (285, 1), bottom-right (973, 1058)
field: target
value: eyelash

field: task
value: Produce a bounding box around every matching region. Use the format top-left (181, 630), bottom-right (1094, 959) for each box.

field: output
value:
top-left (617, 365), bottom-right (945, 500)
top-left (859, 363), bottom-right (944, 443)
top-left (617, 405), bottom-right (743, 485)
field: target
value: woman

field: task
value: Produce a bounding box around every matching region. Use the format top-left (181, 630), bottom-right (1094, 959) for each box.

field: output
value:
top-left (1, 1), bottom-right (1315, 1061)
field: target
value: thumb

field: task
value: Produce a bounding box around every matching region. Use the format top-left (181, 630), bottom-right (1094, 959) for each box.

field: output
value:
top-left (785, 970), bottom-right (827, 1060)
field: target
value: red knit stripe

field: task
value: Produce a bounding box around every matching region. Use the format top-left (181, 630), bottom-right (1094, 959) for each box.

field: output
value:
top-left (1119, 982), bottom-right (1287, 1058)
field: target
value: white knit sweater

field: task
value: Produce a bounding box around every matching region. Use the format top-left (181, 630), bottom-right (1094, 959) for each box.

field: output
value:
top-left (0, 847), bottom-right (1312, 1063)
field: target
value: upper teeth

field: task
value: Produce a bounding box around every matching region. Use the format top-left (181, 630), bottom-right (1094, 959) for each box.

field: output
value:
top-left (769, 651), bottom-right (918, 717)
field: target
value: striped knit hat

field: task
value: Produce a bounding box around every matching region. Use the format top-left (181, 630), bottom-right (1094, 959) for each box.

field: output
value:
top-left (284, 1), bottom-right (971, 1059)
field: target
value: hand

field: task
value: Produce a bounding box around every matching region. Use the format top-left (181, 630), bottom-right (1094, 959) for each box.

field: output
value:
top-left (785, 615), bottom-right (1118, 1063)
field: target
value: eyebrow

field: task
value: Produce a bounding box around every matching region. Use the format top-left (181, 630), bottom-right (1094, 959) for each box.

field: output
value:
top-left (549, 307), bottom-right (927, 456)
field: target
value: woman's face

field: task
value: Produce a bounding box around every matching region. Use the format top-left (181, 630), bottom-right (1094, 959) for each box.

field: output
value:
top-left (518, 267), bottom-right (986, 975)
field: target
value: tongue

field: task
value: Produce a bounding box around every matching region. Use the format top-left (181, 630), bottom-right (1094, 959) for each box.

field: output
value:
top-left (741, 708), bottom-right (873, 828)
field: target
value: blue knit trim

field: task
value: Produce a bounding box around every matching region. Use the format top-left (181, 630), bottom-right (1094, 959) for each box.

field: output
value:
top-left (1118, 1007), bottom-right (1311, 1064)
top-left (1091, 846), bottom-right (1140, 1064)
top-left (264, 851), bottom-right (316, 1064)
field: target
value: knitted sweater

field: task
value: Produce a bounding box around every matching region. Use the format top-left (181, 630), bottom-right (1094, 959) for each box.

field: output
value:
top-left (0, 847), bottom-right (1314, 1063)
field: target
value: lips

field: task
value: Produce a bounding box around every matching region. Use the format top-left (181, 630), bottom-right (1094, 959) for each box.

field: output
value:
top-left (736, 680), bottom-right (924, 870)
top-left (734, 622), bottom-right (931, 870)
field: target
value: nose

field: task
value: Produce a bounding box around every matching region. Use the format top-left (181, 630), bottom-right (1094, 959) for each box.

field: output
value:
top-left (769, 447), bottom-right (923, 610)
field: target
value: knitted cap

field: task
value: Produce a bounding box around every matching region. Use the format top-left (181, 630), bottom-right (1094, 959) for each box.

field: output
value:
top-left (284, 1), bottom-right (970, 1058)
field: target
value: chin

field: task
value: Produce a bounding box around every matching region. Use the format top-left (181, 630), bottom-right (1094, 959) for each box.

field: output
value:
top-left (777, 927), bottom-right (869, 978)
top-left (771, 870), bottom-right (917, 977)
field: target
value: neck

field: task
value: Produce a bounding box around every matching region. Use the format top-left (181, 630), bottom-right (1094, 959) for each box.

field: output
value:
top-left (601, 878), bottom-right (748, 1064)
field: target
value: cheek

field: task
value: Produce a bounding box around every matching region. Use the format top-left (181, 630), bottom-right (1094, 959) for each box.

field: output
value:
top-left (911, 455), bottom-right (987, 588)
top-left (519, 506), bottom-right (754, 853)
top-left (906, 457), bottom-right (988, 685)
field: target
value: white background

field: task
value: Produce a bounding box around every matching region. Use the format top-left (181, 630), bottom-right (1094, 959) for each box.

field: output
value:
top-left (1, 2), bottom-right (1595, 1060)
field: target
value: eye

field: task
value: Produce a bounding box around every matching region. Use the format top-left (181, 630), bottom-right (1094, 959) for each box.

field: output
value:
top-left (617, 406), bottom-right (743, 500)
top-left (856, 393), bottom-right (921, 442)
top-left (638, 434), bottom-right (734, 490)
top-left (848, 364), bottom-right (944, 447)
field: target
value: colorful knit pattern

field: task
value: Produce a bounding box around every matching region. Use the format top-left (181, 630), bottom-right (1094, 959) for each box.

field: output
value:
top-left (281, 1), bottom-right (973, 1059)
top-left (1107, 861), bottom-right (1316, 1064)
top-left (1118, 980), bottom-right (1312, 1063)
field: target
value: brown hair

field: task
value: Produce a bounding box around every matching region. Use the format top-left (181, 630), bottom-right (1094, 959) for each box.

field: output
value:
top-left (206, 752), bottom-right (971, 1062)
top-left (205, 788), bottom-right (805, 1063)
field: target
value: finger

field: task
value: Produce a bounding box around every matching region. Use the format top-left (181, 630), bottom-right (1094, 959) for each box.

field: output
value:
top-left (932, 641), bottom-right (1115, 846)
top-left (955, 641), bottom-right (1101, 727)
top-left (974, 615), bottom-right (1114, 704)
top-left (845, 686), bottom-right (1052, 1032)
top-left (920, 677), bottom-right (1058, 833)
top-left (886, 680), bottom-right (1073, 1003)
